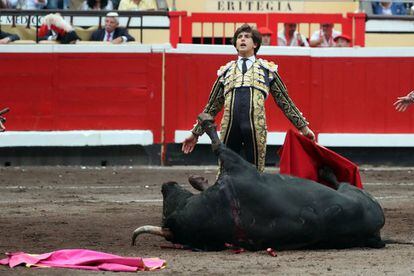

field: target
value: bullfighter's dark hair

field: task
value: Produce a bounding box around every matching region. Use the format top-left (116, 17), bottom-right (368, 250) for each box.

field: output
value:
top-left (87, 0), bottom-right (109, 9)
top-left (232, 23), bottom-right (262, 55)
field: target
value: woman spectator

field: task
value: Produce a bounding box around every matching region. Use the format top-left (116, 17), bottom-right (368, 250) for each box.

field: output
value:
top-left (118, 0), bottom-right (156, 11)
top-left (80, 0), bottom-right (113, 10)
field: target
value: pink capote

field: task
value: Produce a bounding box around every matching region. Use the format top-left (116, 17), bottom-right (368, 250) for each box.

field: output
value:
top-left (0, 249), bottom-right (166, 272)
top-left (278, 129), bottom-right (363, 189)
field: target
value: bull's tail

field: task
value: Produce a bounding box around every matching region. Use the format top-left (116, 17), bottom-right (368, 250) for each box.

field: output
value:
top-left (131, 225), bottom-right (172, 246)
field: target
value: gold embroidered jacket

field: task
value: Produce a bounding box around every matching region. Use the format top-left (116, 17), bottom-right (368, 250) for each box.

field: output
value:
top-left (191, 58), bottom-right (309, 137)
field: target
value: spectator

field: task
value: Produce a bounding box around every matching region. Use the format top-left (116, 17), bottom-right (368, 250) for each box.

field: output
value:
top-left (277, 23), bottom-right (309, 47)
top-left (257, 26), bottom-right (272, 46)
top-left (310, 23), bottom-right (341, 47)
top-left (90, 12), bottom-right (135, 43)
top-left (38, 13), bottom-right (80, 44)
top-left (118, 0), bottom-right (156, 10)
top-left (9, 0), bottom-right (48, 9)
top-left (394, 90), bottom-right (414, 112)
top-left (0, 30), bottom-right (20, 43)
top-left (372, 2), bottom-right (407, 15)
top-left (80, 0), bottom-right (113, 10)
top-left (112, 0), bottom-right (120, 9)
top-left (46, 0), bottom-right (69, 9)
top-left (0, 0), bottom-right (7, 8)
top-left (334, 34), bottom-right (351, 47)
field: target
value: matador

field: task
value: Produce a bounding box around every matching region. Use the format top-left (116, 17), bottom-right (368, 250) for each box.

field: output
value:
top-left (182, 24), bottom-right (315, 188)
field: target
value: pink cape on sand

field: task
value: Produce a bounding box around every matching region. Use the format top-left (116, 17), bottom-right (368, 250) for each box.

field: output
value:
top-left (0, 249), bottom-right (166, 272)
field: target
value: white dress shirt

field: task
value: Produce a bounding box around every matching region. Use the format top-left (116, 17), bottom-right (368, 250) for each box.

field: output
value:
top-left (237, 55), bottom-right (255, 72)
top-left (278, 31), bottom-right (309, 47)
top-left (310, 29), bottom-right (341, 47)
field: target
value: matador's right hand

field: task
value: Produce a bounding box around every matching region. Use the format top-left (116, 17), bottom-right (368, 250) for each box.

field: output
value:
top-left (182, 133), bottom-right (198, 154)
top-left (299, 126), bottom-right (315, 141)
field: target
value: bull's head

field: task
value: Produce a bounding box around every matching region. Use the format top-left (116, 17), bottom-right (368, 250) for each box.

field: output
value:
top-left (131, 181), bottom-right (193, 246)
top-left (132, 113), bottom-right (222, 247)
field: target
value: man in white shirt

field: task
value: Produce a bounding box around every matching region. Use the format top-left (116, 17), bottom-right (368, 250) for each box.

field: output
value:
top-left (277, 23), bottom-right (309, 47)
top-left (310, 23), bottom-right (341, 47)
top-left (182, 24), bottom-right (315, 190)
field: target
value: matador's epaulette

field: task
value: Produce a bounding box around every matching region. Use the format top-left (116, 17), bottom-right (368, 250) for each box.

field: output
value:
top-left (217, 60), bottom-right (236, 77)
top-left (258, 58), bottom-right (278, 73)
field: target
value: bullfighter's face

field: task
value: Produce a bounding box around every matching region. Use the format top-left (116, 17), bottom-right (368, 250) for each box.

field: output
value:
top-left (236, 31), bottom-right (257, 58)
top-left (105, 16), bottom-right (119, 33)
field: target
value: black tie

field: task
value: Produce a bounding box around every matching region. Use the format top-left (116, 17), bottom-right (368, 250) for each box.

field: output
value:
top-left (242, 58), bottom-right (248, 74)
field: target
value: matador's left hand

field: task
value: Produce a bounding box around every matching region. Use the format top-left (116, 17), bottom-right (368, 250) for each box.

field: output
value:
top-left (299, 126), bottom-right (315, 141)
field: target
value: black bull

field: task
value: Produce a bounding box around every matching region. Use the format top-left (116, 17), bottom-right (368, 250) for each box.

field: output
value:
top-left (132, 115), bottom-right (385, 251)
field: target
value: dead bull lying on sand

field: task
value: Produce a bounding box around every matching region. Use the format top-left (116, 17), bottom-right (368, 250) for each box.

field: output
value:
top-left (132, 113), bottom-right (385, 251)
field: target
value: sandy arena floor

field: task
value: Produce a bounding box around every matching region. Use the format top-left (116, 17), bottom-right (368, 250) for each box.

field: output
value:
top-left (0, 166), bottom-right (413, 275)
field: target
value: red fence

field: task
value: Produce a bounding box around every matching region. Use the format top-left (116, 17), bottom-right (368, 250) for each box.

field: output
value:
top-left (0, 53), bottom-right (163, 142)
top-left (169, 11), bottom-right (366, 47)
top-left (165, 51), bottom-right (414, 143)
top-left (1, 49), bottom-right (414, 146)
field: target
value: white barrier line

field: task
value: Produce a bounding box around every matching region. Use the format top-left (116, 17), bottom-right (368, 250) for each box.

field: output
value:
top-left (2, 182), bottom-right (414, 191)
top-left (1, 185), bottom-right (144, 190)
top-left (365, 183), bottom-right (414, 186)
top-left (0, 195), bottom-right (411, 204)
top-left (0, 199), bottom-right (163, 204)
top-left (0, 184), bottom-right (194, 190)
top-left (376, 196), bottom-right (413, 200)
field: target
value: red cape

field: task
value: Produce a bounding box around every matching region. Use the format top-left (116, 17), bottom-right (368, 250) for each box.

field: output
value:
top-left (278, 130), bottom-right (363, 189)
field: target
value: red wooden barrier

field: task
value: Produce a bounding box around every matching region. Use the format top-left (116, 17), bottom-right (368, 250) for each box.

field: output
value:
top-left (165, 52), bottom-right (414, 143)
top-left (0, 53), bottom-right (163, 142)
top-left (2, 50), bottom-right (414, 146)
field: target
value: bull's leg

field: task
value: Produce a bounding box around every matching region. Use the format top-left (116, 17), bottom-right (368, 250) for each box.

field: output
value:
top-left (197, 113), bottom-right (256, 175)
top-left (197, 113), bottom-right (221, 152)
top-left (318, 166), bottom-right (340, 190)
top-left (185, 113), bottom-right (220, 192)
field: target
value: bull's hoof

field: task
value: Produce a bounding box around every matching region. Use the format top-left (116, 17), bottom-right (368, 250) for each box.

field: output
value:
top-left (188, 175), bottom-right (209, 192)
top-left (197, 113), bottom-right (214, 124)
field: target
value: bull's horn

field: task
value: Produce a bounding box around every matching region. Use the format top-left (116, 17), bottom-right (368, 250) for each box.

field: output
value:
top-left (131, 225), bottom-right (172, 246)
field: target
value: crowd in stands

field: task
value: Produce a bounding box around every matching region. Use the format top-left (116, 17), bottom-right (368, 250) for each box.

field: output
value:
top-left (0, 1), bottom-right (411, 45)
top-left (371, 2), bottom-right (411, 15)
top-left (257, 23), bottom-right (350, 48)
top-left (0, 0), bottom-right (159, 10)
